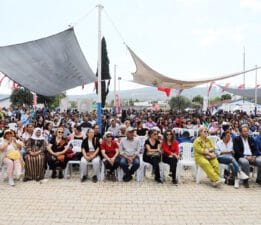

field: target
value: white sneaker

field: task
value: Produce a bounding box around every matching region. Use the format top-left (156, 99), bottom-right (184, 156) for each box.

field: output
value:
top-left (8, 177), bottom-right (15, 186)
top-left (234, 179), bottom-right (239, 189)
top-left (238, 171), bottom-right (249, 180)
top-left (213, 178), bottom-right (224, 187)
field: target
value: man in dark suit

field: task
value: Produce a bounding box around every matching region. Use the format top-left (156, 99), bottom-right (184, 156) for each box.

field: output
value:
top-left (233, 124), bottom-right (261, 188)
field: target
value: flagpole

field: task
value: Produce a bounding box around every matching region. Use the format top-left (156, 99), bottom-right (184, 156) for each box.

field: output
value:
top-left (114, 64), bottom-right (117, 113)
top-left (243, 47), bottom-right (246, 103)
top-left (97, 3), bottom-right (103, 133)
top-left (255, 65), bottom-right (258, 116)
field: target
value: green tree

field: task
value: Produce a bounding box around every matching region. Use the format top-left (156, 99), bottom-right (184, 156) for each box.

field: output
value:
top-left (192, 95), bottom-right (203, 106)
top-left (51, 94), bottom-right (66, 109)
top-left (37, 95), bottom-right (56, 107)
top-left (209, 96), bottom-right (221, 104)
top-left (37, 94), bottom-right (66, 109)
top-left (169, 96), bottom-right (191, 110)
top-left (221, 94), bottom-right (232, 101)
top-left (69, 101), bottom-right (77, 109)
top-left (10, 88), bottom-right (33, 107)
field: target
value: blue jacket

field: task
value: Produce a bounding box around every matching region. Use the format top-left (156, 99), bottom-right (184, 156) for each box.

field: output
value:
top-left (254, 135), bottom-right (261, 156)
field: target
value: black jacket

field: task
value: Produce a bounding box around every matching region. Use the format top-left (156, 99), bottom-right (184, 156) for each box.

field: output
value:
top-left (233, 135), bottom-right (257, 161)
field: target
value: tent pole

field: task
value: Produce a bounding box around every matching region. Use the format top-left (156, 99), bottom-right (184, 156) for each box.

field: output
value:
top-left (97, 4), bottom-right (103, 134)
top-left (255, 65), bottom-right (258, 116)
top-left (243, 47), bottom-right (246, 103)
top-left (114, 64), bottom-right (117, 113)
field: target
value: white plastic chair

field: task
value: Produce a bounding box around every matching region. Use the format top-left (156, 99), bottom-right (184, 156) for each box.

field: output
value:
top-left (177, 143), bottom-right (196, 182)
top-left (100, 159), bottom-right (121, 182)
top-left (207, 136), bottom-right (220, 147)
top-left (136, 154), bottom-right (164, 182)
top-left (64, 160), bottom-right (80, 179)
top-left (219, 163), bottom-right (229, 178)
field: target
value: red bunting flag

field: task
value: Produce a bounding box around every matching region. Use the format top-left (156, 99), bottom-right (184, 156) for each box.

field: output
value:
top-left (238, 84), bottom-right (245, 89)
top-left (208, 81), bottom-right (215, 96)
top-left (221, 83), bottom-right (230, 92)
top-left (157, 87), bottom-right (171, 97)
top-left (0, 75), bottom-right (6, 86)
top-left (93, 81), bottom-right (98, 92)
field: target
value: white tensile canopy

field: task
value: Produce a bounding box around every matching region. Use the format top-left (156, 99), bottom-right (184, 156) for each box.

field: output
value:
top-left (127, 46), bottom-right (260, 89)
top-left (0, 28), bottom-right (96, 96)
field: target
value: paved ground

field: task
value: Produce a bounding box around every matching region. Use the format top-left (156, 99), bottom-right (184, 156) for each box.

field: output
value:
top-left (0, 169), bottom-right (261, 225)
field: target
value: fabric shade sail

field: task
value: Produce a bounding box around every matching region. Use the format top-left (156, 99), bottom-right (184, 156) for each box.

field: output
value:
top-left (127, 46), bottom-right (260, 89)
top-left (0, 28), bottom-right (96, 96)
top-left (217, 85), bottom-right (261, 102)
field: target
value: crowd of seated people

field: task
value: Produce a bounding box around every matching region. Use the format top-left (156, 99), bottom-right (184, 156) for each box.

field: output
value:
top-left (0, 106), bottom-right (260, 189)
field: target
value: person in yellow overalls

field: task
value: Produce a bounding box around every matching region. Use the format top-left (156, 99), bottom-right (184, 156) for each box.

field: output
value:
top-left (193, 127), bottom-right (223, 187)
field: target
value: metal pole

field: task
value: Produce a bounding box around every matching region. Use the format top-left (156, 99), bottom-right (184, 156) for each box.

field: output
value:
top-left (97, 4), bottom-right (103, 134)
top-left (118, 77), bottom-right (121, 109)
top-left (243, 47), bottom-right (245, 103)
top-left (255, 65), bottom-right (258, 116)
top-left (114, 64), bottom-right (117, 112)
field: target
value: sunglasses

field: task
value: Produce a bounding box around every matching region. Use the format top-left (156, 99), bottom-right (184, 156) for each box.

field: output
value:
top-left (166, 133), bottom-right (172, 136)
top-left (106, 135), bottom-right (112, 138)
top-left (58, 131), bottom-right (64, 134)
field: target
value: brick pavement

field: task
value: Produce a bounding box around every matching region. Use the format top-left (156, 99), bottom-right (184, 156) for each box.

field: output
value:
top-left (0, 170), bottom-right (261, 225)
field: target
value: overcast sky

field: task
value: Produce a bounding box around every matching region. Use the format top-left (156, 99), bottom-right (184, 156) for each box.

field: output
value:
top-left (0, 0), bottom-right (261, 95)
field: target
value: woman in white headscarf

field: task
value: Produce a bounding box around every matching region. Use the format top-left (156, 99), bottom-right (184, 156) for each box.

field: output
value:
top-left (24, 128), bottom-right (47, 181)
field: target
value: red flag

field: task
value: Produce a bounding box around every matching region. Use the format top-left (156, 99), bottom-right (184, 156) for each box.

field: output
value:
top-left (208, 81), bottom-right (215, 96)
top-left (11, 81), bottom-right (16, 90)
top-left (32, 94), bottom-right (37, 106)
top-left (157, 87), bottom-right (171, 97)
top-left (221, 83), bottom-right (230, 92)
top-left (0, 75), bottom-right (6, 86)
top-left (93, 81), bottom-right (98, 92)
top-left (238, 84), bottom-right (245, 89)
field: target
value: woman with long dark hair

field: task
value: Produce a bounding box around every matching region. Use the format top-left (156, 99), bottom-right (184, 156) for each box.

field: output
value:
top-left (143, 129), bottom-right (162, 183)
top-left (162, 130), bottom-right (179, 185)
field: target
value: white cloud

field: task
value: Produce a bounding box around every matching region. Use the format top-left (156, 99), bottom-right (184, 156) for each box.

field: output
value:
top-left (240, 0), bottom-right (261, 12)
top-left (192, 27), bottom-right (245, 47)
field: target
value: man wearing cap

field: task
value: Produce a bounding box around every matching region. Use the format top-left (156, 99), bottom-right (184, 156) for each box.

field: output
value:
top-left (119, 127), bottom-right (141, 182)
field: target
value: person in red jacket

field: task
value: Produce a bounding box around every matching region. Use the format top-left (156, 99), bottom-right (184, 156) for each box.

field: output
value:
top-left (162, 130), bottom-right (179, 185)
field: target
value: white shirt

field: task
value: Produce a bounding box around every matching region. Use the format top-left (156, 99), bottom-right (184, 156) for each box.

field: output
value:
top-left (88, 140), bottom-right (95, 152)
top-left (241, 137), bottom-right (252, 156)
top-left (216, 140), bottom-right (233, 156)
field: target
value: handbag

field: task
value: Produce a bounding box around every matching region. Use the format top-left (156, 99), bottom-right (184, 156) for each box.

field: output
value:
top-left (224, 169), bottom-right (235, 185)
top-left (56, 154), bottom-right (65, 161)
top-left (7, 149), bottom-right (21, 160)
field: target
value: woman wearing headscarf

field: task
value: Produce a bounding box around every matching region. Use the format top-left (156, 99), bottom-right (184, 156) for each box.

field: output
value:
top-left (24, 128), bottom-right (47, 182)
top-left (0, 129), bottom-right (24, 186)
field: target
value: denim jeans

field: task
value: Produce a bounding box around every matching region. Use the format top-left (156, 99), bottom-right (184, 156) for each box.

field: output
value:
top-left (217, 154), bottom-right (240, 176)
top-left (120, 155), bottom-right (140, 177)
